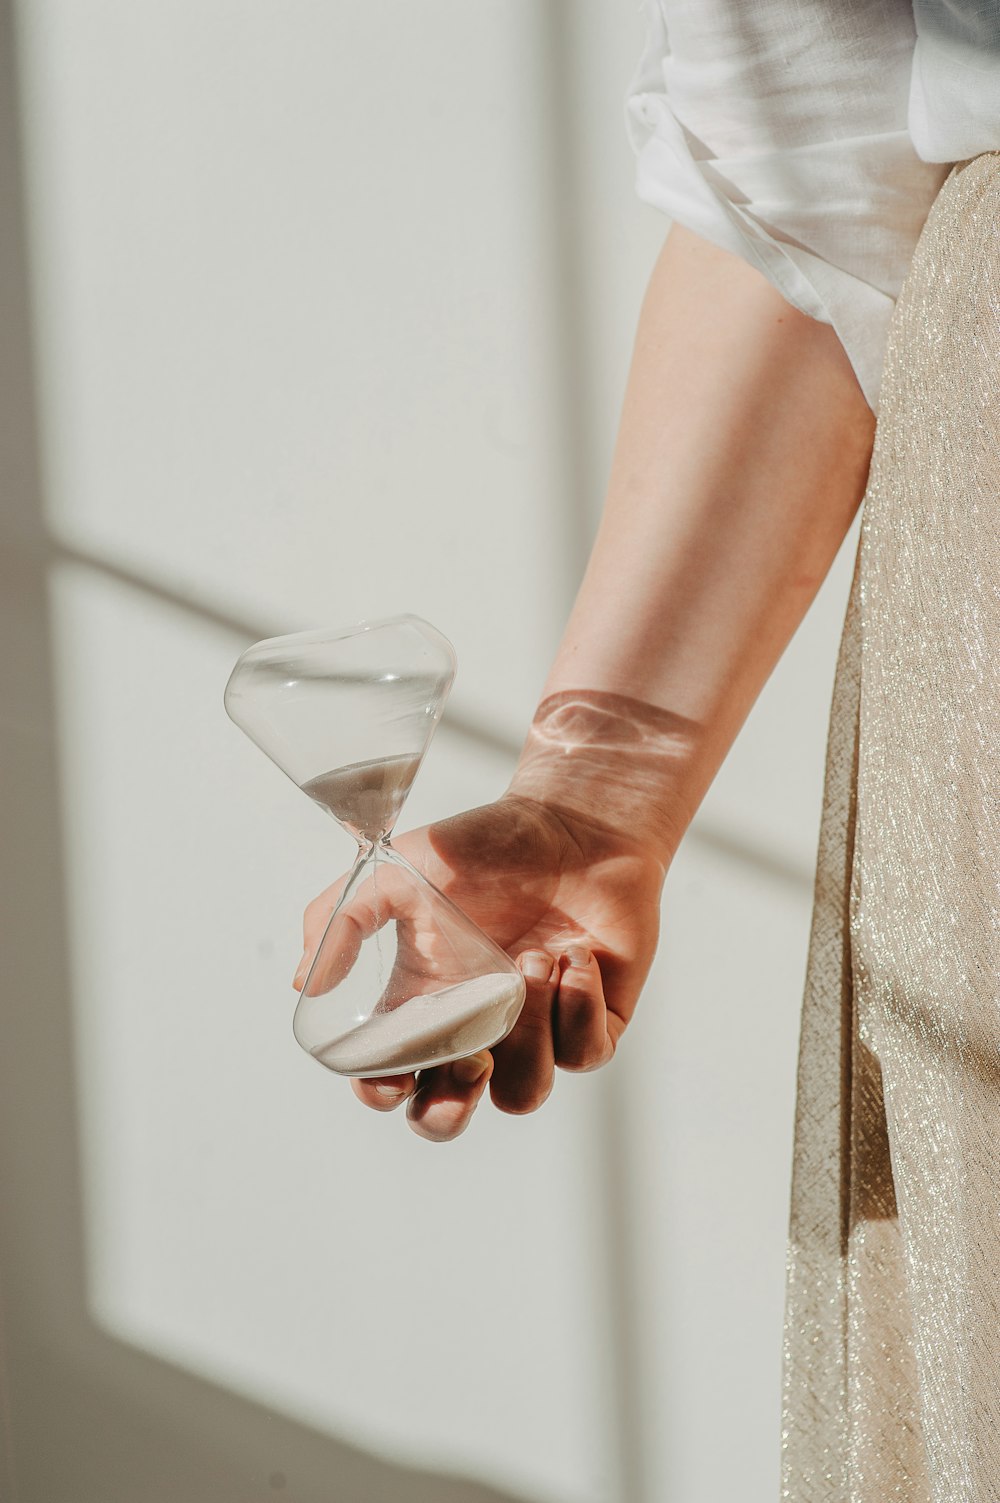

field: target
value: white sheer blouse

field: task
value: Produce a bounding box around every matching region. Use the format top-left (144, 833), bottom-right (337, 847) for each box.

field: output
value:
top-left (624, 1), bottom-right (1000, 411)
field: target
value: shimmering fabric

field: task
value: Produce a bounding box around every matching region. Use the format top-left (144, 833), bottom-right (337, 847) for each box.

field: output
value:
top-left (781, 151), bottom-right (1000, 1499)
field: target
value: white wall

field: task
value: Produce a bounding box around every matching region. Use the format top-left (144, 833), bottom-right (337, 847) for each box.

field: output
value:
top-left (0, 3), bottom-right (859, 1501)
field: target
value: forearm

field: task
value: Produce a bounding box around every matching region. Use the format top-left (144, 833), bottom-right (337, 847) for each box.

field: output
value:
top-left (509, 223), bottom-right (876, 859)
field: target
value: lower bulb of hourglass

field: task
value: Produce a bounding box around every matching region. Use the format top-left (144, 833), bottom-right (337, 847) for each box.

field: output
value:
top-left (292, 843), bottom-right (526, 1078)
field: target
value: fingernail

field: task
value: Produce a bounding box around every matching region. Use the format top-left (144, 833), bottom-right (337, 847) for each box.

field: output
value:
top-left (452, 1052), bottom-right (491, 1086)
top-left (566, 946), bottom-right (592, 969)
top-left (521, 951), bottom-right (552, 982)
top-left (293, 952), bottom-right (309, 988)
top-left (374, 1083), bottom-right (406, 1099)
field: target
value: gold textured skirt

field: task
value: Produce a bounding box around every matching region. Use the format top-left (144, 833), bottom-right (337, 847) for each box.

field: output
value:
top-left (781, 151), bottom-right (1000, 1499)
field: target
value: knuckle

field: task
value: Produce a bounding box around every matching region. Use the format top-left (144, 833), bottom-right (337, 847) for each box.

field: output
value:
top-left (557, 1036), bottom-right (614, 1073)
top-left (490, 1079), bottom-right (553, 1116)
top-left (556, 1050), bottom-right (595, 1073)
top-left (405, 1093), bottom-right (473, 1142)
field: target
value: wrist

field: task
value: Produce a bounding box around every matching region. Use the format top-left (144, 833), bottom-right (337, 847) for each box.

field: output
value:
top-left (506, 690), bottom-right (704, 865)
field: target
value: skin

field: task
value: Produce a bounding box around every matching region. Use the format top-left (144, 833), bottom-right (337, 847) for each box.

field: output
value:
top-left (296, 221), bottom-right (877, 1141)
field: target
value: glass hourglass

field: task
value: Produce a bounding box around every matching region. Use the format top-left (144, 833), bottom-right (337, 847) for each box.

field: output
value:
top-left (224, 613), bottom-right (526, 1078)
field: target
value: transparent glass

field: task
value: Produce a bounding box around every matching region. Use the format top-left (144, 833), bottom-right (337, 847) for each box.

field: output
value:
top-left (224, 613), bottom-right (526, 1077)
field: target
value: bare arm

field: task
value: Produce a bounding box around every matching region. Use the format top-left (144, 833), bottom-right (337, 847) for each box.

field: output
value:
top-left (512, 221), bottom-right (875, 861)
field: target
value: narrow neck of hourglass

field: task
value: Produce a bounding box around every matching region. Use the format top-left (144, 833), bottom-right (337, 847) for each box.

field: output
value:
top-left (354, 831), bottom-right (393, 856)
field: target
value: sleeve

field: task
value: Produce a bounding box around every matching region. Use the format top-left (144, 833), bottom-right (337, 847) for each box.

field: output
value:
top-left (624, 0), bottom-right (952, 412)
top-left (909, 0), bottom-right (1000, 162)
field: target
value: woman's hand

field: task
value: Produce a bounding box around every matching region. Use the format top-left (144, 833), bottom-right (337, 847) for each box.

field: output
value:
top-left (295, 789), bottom-right (669, 1142)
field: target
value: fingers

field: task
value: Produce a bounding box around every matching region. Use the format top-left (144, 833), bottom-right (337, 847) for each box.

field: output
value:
top-left (294, 863), bottom-right (404, 995)
top-left (344, 944), bottom-right (624, 1138)
top-left (351, 1071), bottom-right (418, 1112)
top-left (552, 946), bottom-right (616, 1072)
top-left (351, 1053), bottom-right (494, 1142)
top-left (488, 951), bottom-right (558, 1114)
top-left (294, 864), bottom-right (452, 998)
top-left (405, 1052), bottom-right (495, 1142)
top-left (295, 876), bottom-right (350, 990)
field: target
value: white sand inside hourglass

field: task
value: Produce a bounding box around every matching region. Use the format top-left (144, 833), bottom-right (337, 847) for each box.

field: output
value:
top-left (311, 971), bottom-right (524, 1076)
top-left (302, 754), bottom-right (422, 841)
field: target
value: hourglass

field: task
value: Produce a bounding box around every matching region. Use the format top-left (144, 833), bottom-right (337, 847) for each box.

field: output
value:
top-left (224, 613), bottom-right (526, 1078)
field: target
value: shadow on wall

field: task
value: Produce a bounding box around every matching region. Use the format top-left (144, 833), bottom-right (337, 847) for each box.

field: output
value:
top-left (0, 2), bottom-right (532, 1498)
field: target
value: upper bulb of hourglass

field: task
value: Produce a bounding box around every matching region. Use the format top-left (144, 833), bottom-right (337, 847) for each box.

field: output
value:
top-left (222, 613), bottom-right (457, 831)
